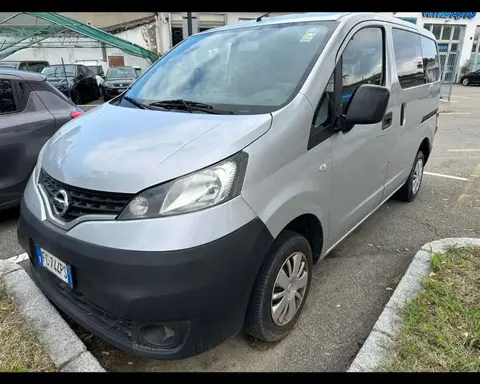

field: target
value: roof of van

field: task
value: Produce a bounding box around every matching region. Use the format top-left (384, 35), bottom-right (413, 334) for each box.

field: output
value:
top-left (202, 12), bottom-right (435, 39)
top-left (0, 68), bottom-right (46, 81)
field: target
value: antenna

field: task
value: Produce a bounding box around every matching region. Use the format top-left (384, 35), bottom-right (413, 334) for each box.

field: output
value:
top-left (256, 12), bottom-right (271, 22)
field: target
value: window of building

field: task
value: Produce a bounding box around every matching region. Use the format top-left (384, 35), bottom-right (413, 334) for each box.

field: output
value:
top-left (341, 27), bottom-right (384, 103)
top-left (171, 27), bottom-right (183, 47)
top-left (452, 26), bottom-right (461, 40)
top-left (441, 25), bottom-right (452, 40)
top-left (392, 28), bottom-right (424, 89)
top-left (470, 26), bottom-right (480, 72)
top-left (0, 80), bottom-right (17, 114)
top-left (432, 25), bottom-right (442, 40)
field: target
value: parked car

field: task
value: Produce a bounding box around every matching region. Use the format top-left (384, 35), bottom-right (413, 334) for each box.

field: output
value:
top-left (133, 65), bottom-right (142, 77)
top-left (75, 60), bottom-right (109, 95)
top-left (102, 66), bottom-right (139, 101)
top-left (460, 69), bottom-right (480, 86)
top-left (41, 64), bottom-right (99, 104)
top-left (0, 60), bottom-right (50, 73)
top-left (17, 13), bottom-right (440, 360)
top-left (0, 69), bottom-right (83, 211)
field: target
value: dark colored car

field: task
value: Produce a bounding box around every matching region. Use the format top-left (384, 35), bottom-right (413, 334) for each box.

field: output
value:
top-left (0, 69), bottom-right (83, 210)
top-left (0, 60), bottom-right (50, 73)
top-left (41, 64), bottom-right (99, 104)
top-left (460, 69), bottom-right (480, 86)
top-left (103, 66), bottom-right (138, 102)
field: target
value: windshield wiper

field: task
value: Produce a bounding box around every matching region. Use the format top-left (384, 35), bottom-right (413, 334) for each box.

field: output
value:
top-left (148, 99), bottom-right (236, 115)
top-left (123, 96), bottom-right (153, 110)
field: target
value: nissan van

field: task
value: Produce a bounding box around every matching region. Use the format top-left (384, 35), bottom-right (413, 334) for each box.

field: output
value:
top-left (17, 12), bottom-right (440, 360)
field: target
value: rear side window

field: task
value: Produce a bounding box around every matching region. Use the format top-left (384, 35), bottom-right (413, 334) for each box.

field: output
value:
top-left (29, 80), bottom-right (76, 109)
top-left (392, 28), bottom-right (424, 89)
top-left (420, 36), bottom-right (440, 83)
top-left (0, 79), bottom-right (17, 114)
top-left (28, 62), bottom-right (48, 73)
top-left (16, 82), bottom-right (32, 111)
top-left (78, 65), bottom-right (87, 77)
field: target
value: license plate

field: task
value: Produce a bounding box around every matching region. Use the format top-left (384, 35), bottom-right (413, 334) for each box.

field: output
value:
top-left (35, 245), bottom-right (73, 288)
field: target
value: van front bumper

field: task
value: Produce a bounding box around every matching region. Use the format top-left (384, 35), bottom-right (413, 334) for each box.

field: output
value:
top-left (17, 199), bottom-right (273, 359)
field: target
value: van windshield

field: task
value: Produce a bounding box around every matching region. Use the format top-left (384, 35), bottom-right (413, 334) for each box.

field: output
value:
top-left (122, 21), bottom-right (337, 114)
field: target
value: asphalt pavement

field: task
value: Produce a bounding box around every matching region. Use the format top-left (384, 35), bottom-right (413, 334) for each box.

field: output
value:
top-left (1, 85), bottom-right (479, 371)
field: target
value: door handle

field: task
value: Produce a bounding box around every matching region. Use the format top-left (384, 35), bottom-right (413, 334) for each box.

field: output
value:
top-left (382, 111), bottom-right (393, 130)
top-left (400, 102), bottom-right (406, 126)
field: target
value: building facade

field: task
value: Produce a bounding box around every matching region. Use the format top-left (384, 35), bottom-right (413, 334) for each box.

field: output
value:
top-left (384, 12), bottom-right (480, 82)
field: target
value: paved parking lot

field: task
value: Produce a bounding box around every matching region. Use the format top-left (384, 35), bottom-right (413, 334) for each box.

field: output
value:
top-left (1, 85), bottom-right (479, 371)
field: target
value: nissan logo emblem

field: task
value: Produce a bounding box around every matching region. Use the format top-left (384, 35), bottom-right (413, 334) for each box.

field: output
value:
top-left (52, 189), bottom-right (70, 217)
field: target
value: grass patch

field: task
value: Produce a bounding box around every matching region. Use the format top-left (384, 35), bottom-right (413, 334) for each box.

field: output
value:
top-left (0, 280), bottom-right (56, 372)
top-left (382, 246), bottom-right (480, 372)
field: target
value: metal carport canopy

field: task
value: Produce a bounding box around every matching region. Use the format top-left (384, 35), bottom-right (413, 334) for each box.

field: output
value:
top-left (0, 12), bottom-right (159, 64)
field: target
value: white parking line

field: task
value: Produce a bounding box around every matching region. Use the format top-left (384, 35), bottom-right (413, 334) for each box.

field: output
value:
top-left (440, 112), bottom-right (471, 115)
top-left (424, 171), bottom-right (470, 181)
top-left (448, 149), bottom-right (480, 152)
top-left (6, 252), bottom-right (29, 264)
top-left (451, 95), bottom-right (477, 100)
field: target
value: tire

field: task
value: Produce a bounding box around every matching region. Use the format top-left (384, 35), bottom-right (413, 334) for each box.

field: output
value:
top-left (394, 150), bottom-right (425, 202)
top-left (93, 86), bottom-right (100, 100)
top-left (71, 90), bottom-right (81, 105)
top-left (462, 78), bottom-right (469, 86)
top-left (244, 230), bottom-right (313, 342)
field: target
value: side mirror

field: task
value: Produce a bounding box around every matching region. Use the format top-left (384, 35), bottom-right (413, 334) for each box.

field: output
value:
top-left (345, 84), bottom-right (390, 125)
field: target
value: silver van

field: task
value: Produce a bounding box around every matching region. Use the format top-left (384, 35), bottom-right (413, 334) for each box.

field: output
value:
top-left (17, 12), bottom-right (440, 360)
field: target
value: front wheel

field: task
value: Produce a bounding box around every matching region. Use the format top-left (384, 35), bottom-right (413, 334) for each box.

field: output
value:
top-left (394, 150), bottom-right (425, 202)
top-left (244, 230), bottom-right (313, 342)
top-left (462, 78), bottom-right (469, 86)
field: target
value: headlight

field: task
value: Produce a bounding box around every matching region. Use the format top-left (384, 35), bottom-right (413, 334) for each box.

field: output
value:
top-left (34, 141), bottom-right (48, 183)
top-left (118, 151), bottom-right (248, 220)
top-left (103, 81), bottom-right (113, 88)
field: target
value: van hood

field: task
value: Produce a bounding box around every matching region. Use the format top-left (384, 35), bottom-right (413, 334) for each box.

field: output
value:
top-left (41, 103), bottom-right (272, 193)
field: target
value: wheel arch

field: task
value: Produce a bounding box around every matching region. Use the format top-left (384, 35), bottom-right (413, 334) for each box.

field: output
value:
top-left (419, 137), bottom-right (431, 165)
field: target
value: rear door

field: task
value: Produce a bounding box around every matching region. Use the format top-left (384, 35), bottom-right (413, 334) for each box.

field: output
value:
top-left (0, 76), bottom-right (55, 205)
top-left (327, 23), bottom-right (394, 246)
top-left (382, 28), bottom-right (438, 197)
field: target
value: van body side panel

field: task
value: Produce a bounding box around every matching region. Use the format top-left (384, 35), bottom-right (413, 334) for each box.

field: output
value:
top-left (383, 25), bottom-right (439, 197)
top-left (241, 93), bottom-right (331, 244)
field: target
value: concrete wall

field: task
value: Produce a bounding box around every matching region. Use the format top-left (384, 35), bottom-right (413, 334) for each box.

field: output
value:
top-left (60, 12), bottom-right (155, 28)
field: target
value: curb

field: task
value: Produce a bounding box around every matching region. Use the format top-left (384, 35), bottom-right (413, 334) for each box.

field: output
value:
top-left (0, 259), bottom-right (105, 372)
top-left (347, 237), bottom-right (480, 372)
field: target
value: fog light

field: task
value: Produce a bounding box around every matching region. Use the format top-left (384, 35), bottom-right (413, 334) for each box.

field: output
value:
top-left (140, 325), bottom-right (178, 348)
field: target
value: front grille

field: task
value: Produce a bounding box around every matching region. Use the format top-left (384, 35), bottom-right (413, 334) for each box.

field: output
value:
top-left (115, 83), bottom-right (129, 88)
top-left (40, 170), bottom-right (134, 222)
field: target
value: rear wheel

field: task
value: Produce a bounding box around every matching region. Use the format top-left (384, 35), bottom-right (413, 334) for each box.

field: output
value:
top-left (71, 90), bottom-right (81, 105)
top-left (244, 230), bottom-right (313, 342)
top-left (462, 78), bottom-right (469, 86)
top-left (394, 150), bottom-right (425, 202)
